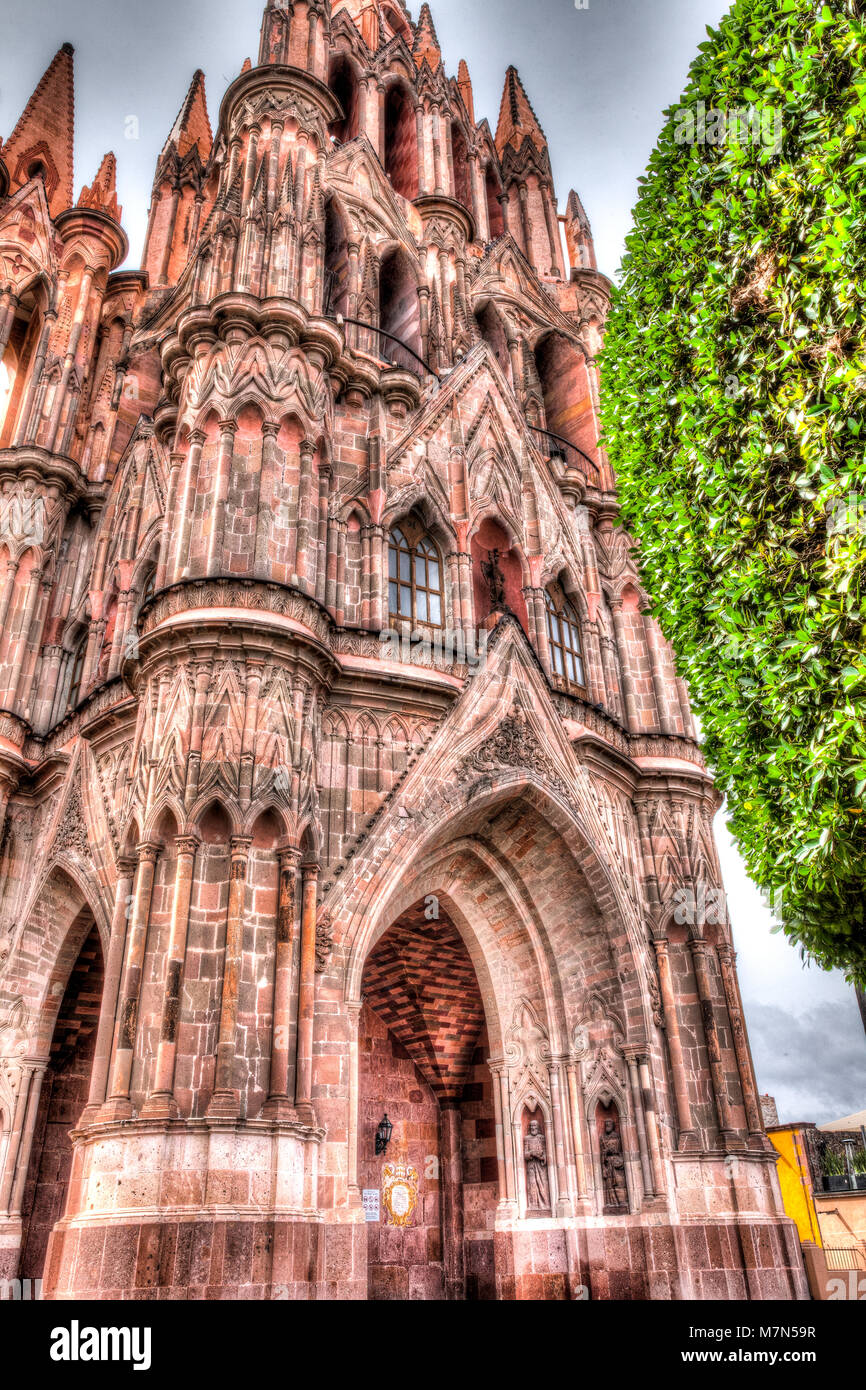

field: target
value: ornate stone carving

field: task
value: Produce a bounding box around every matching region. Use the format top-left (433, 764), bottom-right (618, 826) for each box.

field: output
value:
top-left (523, 1116), bottom-right (551, 1213)
top-left (315, 911), bottom-right (333, 973)
top-left (52, 777), bottom-right (92, 861)
top-left (456, 709), bottom-right (568, 797)
top-left (599, 1110), bottom-right (629, 1211)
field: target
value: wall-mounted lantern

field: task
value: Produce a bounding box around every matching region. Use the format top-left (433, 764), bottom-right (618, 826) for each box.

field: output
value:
top-left (375, 1113), bottom-right (393, 1156)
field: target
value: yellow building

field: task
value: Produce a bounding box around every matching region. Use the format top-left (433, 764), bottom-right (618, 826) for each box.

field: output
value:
top-left (766, 1123), bottom-right (823, 1247)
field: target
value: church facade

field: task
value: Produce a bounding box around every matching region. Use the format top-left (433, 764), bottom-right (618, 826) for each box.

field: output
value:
top-left (0, 1), bottom-right (806, 1300)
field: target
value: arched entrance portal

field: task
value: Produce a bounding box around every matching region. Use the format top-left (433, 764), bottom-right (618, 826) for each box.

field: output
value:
top-left (19, 917), bottom-right (103, 1280)
top-left (359, 899), bottom-right (498, 1300)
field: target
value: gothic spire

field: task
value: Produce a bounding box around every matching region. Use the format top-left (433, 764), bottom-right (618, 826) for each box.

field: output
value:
top-left (457, 59), bottom-right (475, 125)
top-left (494, 65), bottom-right (547, 157)
top-left (413, 4), bottom-right (442, 71)
top-left (159, 69), bottom-right (212, 168)
top-left (77, 151), bottom-right (121, 223)
top-left (0, 42), bottom-right (75, 217)
top-left (564, 188), bottom-right (597, 271)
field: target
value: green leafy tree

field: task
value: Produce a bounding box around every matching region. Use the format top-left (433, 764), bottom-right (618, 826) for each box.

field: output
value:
top-left (600, 0), bottom-right (866, 983)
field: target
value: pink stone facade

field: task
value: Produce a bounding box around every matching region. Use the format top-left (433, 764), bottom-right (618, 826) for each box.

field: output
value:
top-left (0, 1), bottom-right (806, 1299)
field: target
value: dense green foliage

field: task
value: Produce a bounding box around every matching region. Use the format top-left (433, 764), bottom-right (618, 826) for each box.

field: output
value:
top-left (600, 0), bottom-right (866, 982)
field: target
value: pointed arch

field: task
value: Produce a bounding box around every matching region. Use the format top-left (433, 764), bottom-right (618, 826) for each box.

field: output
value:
top-left (383, 80), bottom-right (418, 200)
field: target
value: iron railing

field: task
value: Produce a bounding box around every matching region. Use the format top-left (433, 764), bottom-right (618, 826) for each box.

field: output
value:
top-left (528, 423), bottom-right (600, 482)
top-left (340, 317), bottom-right (440, 383)
top-left (824, 1245), bottom-right (866, 1271)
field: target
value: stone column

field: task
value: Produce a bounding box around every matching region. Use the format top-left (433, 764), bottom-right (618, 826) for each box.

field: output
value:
top-left (107, 591), bottom-right (136, 678)
top-left (541, 181), bottom-right (562, 276)
top-left (7, 1063), bottom-right (47, 1216)
top-left (565, 1058), bottom-right (590, 1200)
top-left (518, 183), bottom-right (534, 269)
top-left (14, 306), bottom-right (56, 446)
top-left (611, 600), bottom-right (640, 732)
top-left (499, 193), bottom-right (511, 237)
top-left (0, 290), bottom-right (19, 358)
top-left (489, 1063), bottom-right (509, 1206)
top-left (456, 552), bottom-right (473, 641)
top-left (525, 587), bottom-right (551, 675)
top-left (639, 1053), bottom-right (667, 1195)
top-left (254, 422), bottom-right (280, 576)
top-left (141, 836), bottom-right (200, 1118)
top-left (377, 83), bottom-right (386, 164)
top-left (0, 1063), bottom-right (45, 1215)
top-left (207, 419), bottom-right (238, 577)
top-left (334, 517), bottom-right (348, 624)
top-left (644, 614), bottom-right (675, 735)
top-left (582, 618), bottom-right (607, 705)
top-left (172, 429), bottom-right (205, 583)
top-left (241, 124), bottom-right (261, 207)
top-left (468, 152), bottom-right (486, 240)
top-left (439, 1103), bottom-right (466, 1300)
top-left (207, 836), bottom-right (252, 1119)
top-left (294, 438), bottom-right (316, 590)
top-left (157, 184), bottom-right (182, 284)
top-left (80, 855), bottom-right (137, 1123)
top-left (157, 449), bottom-right (185, 587)
top-left (443, 114), bottom-right (455, 199)
top-left (651, 935), bottom-right (699, 1151)
top-left (369, 522), bottom-right (385, 632)
top-left (46, 265), bottom-right (95, 452)
top-left (102, 841), bottom-right (161, 1119)
top-left (548, 1058), bottom-right (574, 1214)
top-left (346, 999), bottom-right (362, 1200)
top-left (347, 241), bottom-right (361, 317)
top-left (2, 561), bottom-right (43, 705)
top-left (432, 105), bottom-right (444, 194)
top-left (315, 461), bottom-right (331, 605)
top-left (717, 943), bottom-right (766, 1146)
top-left (415, 105), bottom-right (428, 195)
top-left (263, 847), bottom-right (300, 1120)
top-left (294, 859), bottom-right (319, 1123)
top-left (497, 1067), bottom-right (518, 1208)
top-left (626, 1051), bottom-right (654, 1199)
top-left (689, 936), bottom-right (738, 1148)
top-left (0, 558), bottom-right (20, 637)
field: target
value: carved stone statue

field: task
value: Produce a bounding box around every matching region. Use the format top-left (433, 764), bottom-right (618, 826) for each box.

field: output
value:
top-left (481, 549), bottom-right (507, 612)
top-left (523, 1117), bottom-right (551, 1211)
top-left (600, 1115), bottom-right (628, 1210)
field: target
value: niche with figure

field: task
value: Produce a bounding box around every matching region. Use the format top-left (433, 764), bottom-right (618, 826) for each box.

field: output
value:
top-left (596, 1100), bottom-right (629, 1214)
top-left (470, 517), bottom-right (528, 633)
top-left (521, 1105), bottom-right (551, 1215)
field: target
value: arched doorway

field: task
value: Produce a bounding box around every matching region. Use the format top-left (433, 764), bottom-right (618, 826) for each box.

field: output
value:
top-left (534, 331), bottom-right (598, 464)
top-left (378, 246), bottom-right (422, 363)
top-left (327, 54), bottom-right (360, 144)
top-left (359, 898), bottom-right (498, 1300)
top-left (19, 917), bottom-right (104, 1280)
top-left (484, 165), bottom-right (505, 240)
top-left (324, 197), bottom-right (351, 319)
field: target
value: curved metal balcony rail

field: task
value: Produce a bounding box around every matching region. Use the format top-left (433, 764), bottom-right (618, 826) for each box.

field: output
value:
top-left (528, 424), bottom-right (600, 483)
top-left (340, 317), bottom-right (440, 382)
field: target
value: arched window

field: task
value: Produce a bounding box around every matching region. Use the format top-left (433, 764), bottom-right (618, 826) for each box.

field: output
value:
top-left (545, 587), bottom-right (586, 692)
top-left (67, 638), bottom-right (87, 709)
top-left (141, 568), bottom-right (156, 607)
top-left (388, 522), bottom-right (443, 627)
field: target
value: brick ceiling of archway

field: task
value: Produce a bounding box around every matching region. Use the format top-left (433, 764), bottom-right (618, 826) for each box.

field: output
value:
top-left (49, 921), bottom-right (103, 1074)
top-left (361, 903), bottom-right (485, 1102)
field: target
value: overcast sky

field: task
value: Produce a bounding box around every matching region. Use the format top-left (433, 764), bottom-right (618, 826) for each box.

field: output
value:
top-left (2, 0), bottom-right (863, 1122)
